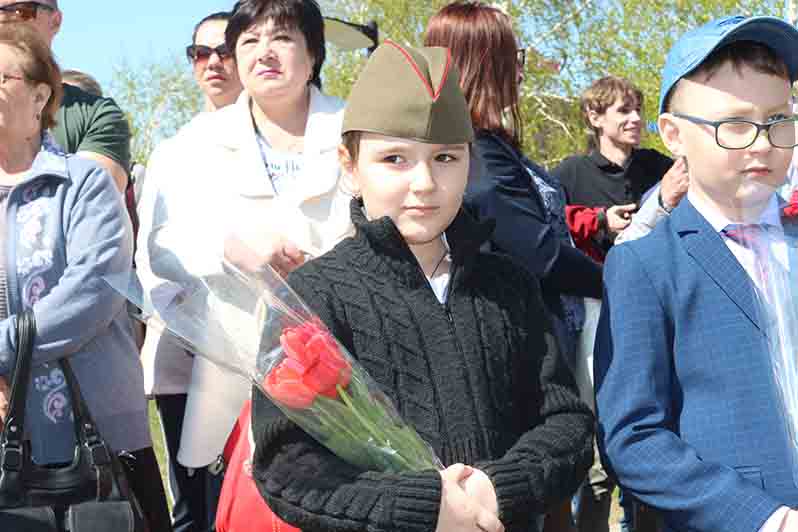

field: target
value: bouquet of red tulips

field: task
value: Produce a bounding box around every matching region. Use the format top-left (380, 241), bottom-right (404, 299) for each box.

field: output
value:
top-left (105, 246), bottom-right (441, 473)
top-left (263, 320), bottom-right (438, 471)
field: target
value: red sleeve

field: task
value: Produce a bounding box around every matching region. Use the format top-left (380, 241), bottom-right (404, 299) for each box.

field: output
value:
top-left (785, 189), bottom-right (798, 217)
top-left (566, 205), bottom-right (606, 263)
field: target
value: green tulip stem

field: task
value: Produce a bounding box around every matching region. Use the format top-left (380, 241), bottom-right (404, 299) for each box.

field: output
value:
top-left (337, 384), bottom-right (387, 444)
top-left (313, 397), bottom-right (401, 471)
top-left (336, 384), bottom-right (415, 470)
top-left (313, 400), bottom-right (362, 444)
top-left (347, 377), bottom-right (437, 470)
top-left (346, 379), bottom-right (416, 455)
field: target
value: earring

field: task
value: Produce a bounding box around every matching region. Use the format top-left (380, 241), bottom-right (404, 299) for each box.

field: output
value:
top-left (35, 112), bottom-right (41, 121)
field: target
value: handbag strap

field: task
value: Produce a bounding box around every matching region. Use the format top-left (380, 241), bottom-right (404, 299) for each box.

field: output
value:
top-left (58, 359), bottom-right (114, 468)
top-left (59, 358), bottom-right (124, 501)
top-left (2, 310), bottom-right (36, 456)
top-left (1, 311), bottom-right (114, 474)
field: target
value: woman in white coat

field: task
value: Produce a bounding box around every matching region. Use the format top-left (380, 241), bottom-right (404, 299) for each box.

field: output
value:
top-left (135, 0), bottom-right (351, 528)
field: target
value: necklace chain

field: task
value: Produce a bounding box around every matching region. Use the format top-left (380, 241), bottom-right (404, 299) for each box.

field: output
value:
top-left (429, 250), bottom-right (449, 279)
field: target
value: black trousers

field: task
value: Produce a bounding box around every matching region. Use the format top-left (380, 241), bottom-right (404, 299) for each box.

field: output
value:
top-left (156, 394), bottom-right (224, 532)
top-left (121, 446), bottom-right (173, 532)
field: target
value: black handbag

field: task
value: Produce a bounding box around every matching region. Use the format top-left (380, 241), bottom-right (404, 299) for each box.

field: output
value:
top-left (0, 310), bottom-right (148, 532)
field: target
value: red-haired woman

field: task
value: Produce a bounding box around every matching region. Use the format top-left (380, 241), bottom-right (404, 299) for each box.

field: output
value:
top-left (425, 3), bottom-right (602, 531)
top-left (425, 2), bottom-right (601, 363)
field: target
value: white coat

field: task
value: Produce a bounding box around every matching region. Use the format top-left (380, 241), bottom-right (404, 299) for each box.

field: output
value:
top-left (136, 87), bottom-right (352, 467)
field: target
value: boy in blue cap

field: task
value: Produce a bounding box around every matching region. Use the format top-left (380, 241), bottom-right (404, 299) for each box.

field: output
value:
top-left (594, 16), bottom-right (798, 532)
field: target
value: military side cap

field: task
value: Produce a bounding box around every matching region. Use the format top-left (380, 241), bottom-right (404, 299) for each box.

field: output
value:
top-left (343, 40), bottom-right (474, 144)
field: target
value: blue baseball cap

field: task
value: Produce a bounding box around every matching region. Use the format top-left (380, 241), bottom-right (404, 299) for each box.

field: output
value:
top-left (659, 16), bottom-right (798, 115)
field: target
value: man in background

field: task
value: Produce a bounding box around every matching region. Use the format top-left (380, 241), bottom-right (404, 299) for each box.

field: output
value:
top-left (62, 68), bottom-right (103, 97)
top-left (553, 76), bottom-right (682, 263)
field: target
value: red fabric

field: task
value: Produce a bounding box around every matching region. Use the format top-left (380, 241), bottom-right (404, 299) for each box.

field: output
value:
top-left (784, 189), bottom-right (798, 218)
top-left (565, 205), bottom-right (606, 263)
top-left (216, 400), bottom-right (301, 532)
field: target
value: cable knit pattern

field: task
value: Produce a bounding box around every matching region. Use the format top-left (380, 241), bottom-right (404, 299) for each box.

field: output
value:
top-left (252, 198), bottom-right (594, 532)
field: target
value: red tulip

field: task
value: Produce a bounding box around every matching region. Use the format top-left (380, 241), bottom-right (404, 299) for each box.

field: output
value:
top-left (281, 327), bottom-right (318, 368)
top-left (265, 322), bottom-right (352, 409)
top-left (263, 362), bottom-right (317, 409)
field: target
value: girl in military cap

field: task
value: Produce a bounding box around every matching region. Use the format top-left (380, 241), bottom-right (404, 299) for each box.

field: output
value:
top-left (250, 40), bottom-right (593, 532)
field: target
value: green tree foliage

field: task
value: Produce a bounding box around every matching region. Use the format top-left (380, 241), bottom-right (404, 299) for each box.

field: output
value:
top-left (562, 0), bottom-right (784, 162)
top-left (109, 1), bottom-right (785, 167)
top-left (110, 56), bottom-right (203, 165)
top-left (321, 0), bottom-right (783, 168)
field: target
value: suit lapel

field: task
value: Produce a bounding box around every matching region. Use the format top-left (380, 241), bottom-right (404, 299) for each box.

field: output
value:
top-left (673, 199), bottom-right (764, 332)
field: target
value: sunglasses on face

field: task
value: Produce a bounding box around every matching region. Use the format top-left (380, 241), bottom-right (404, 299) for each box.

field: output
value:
top-left (0, 1), bottom-right (54, 22)
top-left (186, 43), bottom-right (232, 64)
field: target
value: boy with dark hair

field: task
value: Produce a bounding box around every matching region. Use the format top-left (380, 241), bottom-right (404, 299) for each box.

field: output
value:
top-left (595, 16), bottom-right (798, 532)
top-left (250, 40), bottom-right (593, 532)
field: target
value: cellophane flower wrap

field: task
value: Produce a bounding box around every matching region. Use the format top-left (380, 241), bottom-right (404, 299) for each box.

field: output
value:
top-left (728, 186), bottom-right (798, 486)
top-left (105, 245), bottom-right (442, 474)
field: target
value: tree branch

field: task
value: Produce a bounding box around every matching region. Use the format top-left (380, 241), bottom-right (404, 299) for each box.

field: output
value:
top-left (530, 94), bottom-right (576, 143)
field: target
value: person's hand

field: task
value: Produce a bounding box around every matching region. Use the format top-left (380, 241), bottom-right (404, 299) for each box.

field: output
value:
top-left (461, 468), bottom-right (499, 517)
top-left (0, 376), bottom-right (10, 428)
top-left (779, 509), bottom-right (798, 531)
top-left (659, 157), bottom-right (689, 210)
top-left (606, 203), bottom-right (637, 234)
top-left (436, 464), bottom-right (504, 532)
top-left (224, 234), bottom-right (305, 279)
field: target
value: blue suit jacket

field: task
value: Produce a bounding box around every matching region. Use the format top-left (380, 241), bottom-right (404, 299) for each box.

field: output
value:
top-left (595, 198), bottom-right (798, 532)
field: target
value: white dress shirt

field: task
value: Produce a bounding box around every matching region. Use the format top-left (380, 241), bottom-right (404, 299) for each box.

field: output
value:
top-left (690, 192), bottom-right (788, 294)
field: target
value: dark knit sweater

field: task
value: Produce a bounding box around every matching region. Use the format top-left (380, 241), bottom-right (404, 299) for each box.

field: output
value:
top-left (252, 199), bottom-right (594, 532)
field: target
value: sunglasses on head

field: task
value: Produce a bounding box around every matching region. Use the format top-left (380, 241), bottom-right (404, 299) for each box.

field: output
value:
top-left (186, 43), bottom-right (232, 64)
top-left (0, 1), bottom-right (54, 21)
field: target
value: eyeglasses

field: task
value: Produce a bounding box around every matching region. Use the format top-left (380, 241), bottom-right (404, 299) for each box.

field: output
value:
top-left (0, 71), bottom-right (24, 85)
top-left (516, 47), bottom-right (526, 69)
top-left (186, 44), bottom-right (232, 64)
top-left (672, 112), bottom-right (798, 150)
top-left (0, 2), bottom-right (54, 22)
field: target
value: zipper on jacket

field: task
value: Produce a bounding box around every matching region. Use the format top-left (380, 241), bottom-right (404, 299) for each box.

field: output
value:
top-left (418, 259), bottom-right (459, 452)
top-left (443, 266), bottom-right (464, 351)
top-left (442, 262), bottom-right (457, 319)
top-left (442, 264), bottom-right (484, 459)
top-left (5, 187), bottom-right (20, 317)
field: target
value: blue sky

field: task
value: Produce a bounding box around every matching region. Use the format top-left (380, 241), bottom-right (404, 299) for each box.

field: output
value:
top-left (54, 0), bottom-right (236, 95)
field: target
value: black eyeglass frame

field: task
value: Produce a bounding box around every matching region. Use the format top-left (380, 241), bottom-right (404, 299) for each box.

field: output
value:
top-left (185, 43), bottom-right (232, 64)
top-left (672, 112), bottom-right (798, 150)
top-left (0, 1), bottom-right (54, 20)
